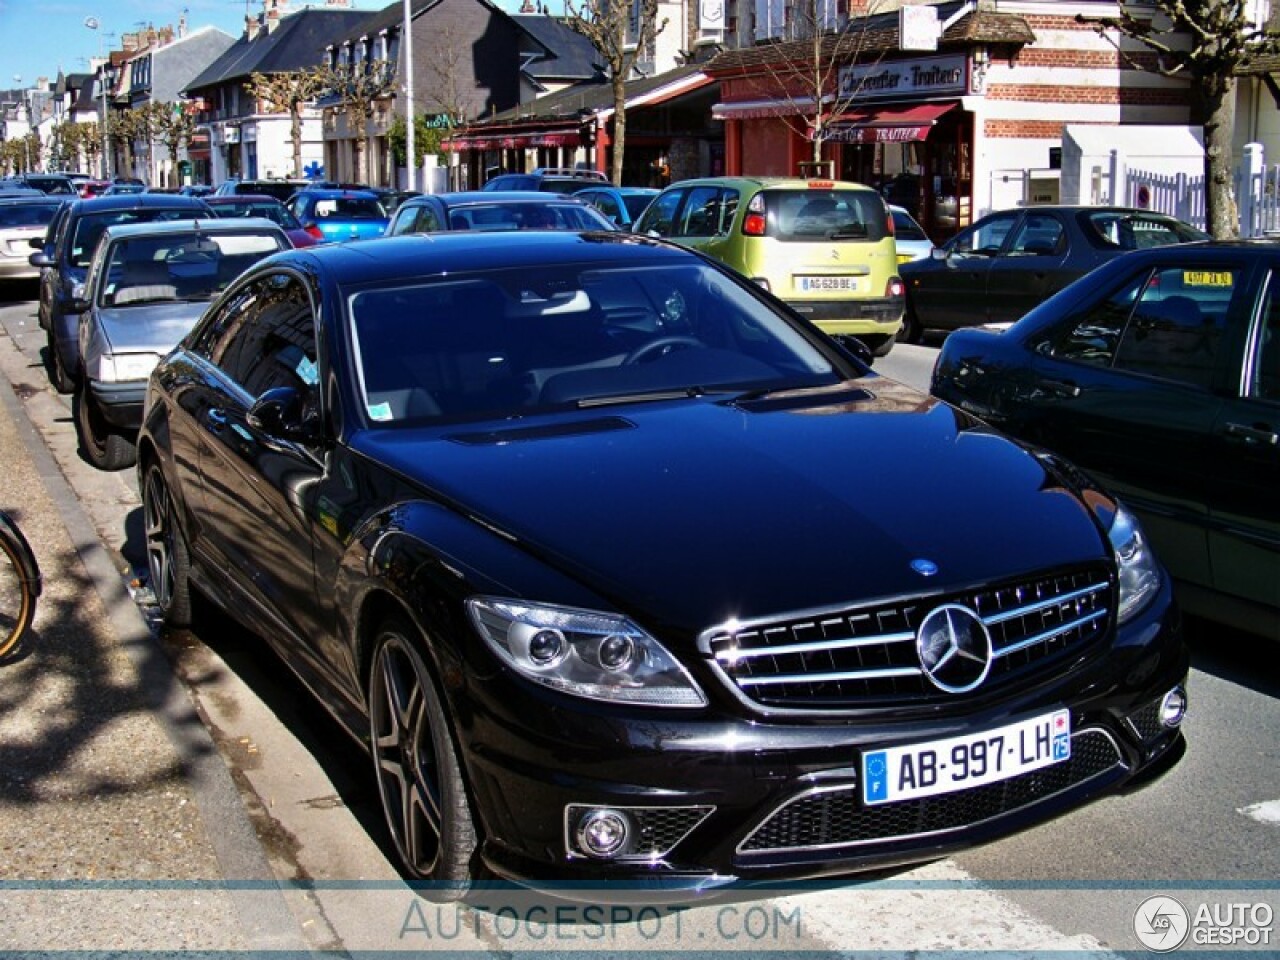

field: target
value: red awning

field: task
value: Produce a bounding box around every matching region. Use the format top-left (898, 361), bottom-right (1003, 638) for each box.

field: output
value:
top-left (825, 102), bottom-right (956, 144)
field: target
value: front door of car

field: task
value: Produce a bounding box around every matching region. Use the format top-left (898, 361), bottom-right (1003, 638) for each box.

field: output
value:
top-left (910, 211), bottom-right (1020, 330)
top-left (192, 270), bottom-right (335, 680)
top-left (671, 186), bottom-right (737, 263)
top-left (1205, 266), bottom-right (1280, 613)
top-left (986, 211), bottom-right (1072, 324)
top-left (1025, 261), bottom-right (1248, 591)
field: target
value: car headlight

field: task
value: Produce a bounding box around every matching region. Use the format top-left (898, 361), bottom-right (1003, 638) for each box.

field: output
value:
top-left (467, 598), bottom-right (706, 707)
top-left (1108, 505), bottom-right (1162, 624)
top-left (101, 353), bottom-right (161, 383)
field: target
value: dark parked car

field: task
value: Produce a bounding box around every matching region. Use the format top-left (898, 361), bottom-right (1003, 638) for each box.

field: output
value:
top-left (482, 166), bottom-right (610, 193)
top-left (284, 188), bottom-right (387, 243)
top-left (213, 178), bottom-right (310, 204)
top-left (17, 174), bottom-right (78, 196)
top-left (900, 206), bottom-right (1207, 342)
top-left (385, 190), bottom-right (617, 235)
top-left (932, 240), bottom-right (1278, 640)
top-left (28, 193), bottom-right (213, 392)
top-left (204, 194), bottom-right (320, 247)
top-left (137, 230), bottom-right (1186, 898)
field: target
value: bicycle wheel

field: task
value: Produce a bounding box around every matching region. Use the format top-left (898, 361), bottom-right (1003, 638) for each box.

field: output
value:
top-left (0, 512), bottom-right (40, 657)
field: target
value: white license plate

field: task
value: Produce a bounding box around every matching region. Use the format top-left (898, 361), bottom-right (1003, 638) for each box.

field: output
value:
top-left (862, 709), bottom-right (1071, 806)
top-left (796, 275), bottom-right (860, 293)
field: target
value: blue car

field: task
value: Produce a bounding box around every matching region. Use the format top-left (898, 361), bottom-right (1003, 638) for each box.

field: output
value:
top-left (572, 185), bottom-right (659, 228)
top-left (284, 188), bottom-right (387, 243)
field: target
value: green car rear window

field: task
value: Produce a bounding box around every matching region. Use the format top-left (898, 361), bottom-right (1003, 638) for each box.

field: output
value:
top-left (764, 190), bottom-right (889, 243)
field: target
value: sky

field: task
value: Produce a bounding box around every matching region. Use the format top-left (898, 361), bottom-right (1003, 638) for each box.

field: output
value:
top-left (0, 0), bottom-right (533, 92)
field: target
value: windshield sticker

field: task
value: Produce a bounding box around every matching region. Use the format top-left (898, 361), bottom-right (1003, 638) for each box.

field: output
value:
top-left (367, 401), bottom-right (393, 421)
top-left (296, 355), bottom-right (319, 386)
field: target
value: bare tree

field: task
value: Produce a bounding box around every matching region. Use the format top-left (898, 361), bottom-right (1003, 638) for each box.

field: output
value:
top-left (564, 0), bottom-right (668, 185)
top-left (321, 60), bottom-right (394, 184)
top-left (731, 0), bottom-right (888, 170)
top-left (245, 67), bottom-right (329, 179)
top-left (153, 102), bottom-right (197, 186)
top-left (1080, 0), bottom-right (1280, 239)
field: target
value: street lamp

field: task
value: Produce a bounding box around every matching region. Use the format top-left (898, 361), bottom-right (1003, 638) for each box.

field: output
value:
top-left (85, 16), bottom-right (113, 179)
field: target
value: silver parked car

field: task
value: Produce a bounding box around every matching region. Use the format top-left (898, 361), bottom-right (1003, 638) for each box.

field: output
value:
top-left (74, 217), bottom-right (290, 469)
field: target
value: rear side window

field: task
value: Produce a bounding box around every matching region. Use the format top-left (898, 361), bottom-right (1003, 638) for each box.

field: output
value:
top-left (1084, 212), bottom-right (1206, 250)
top-left (765, 190), bottom-right (888, 243)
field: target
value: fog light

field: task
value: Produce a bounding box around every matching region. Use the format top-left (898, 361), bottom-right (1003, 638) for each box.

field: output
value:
top-left (576, 808), bottom-right (631, 859)
top-left (1160, 686), bottom-right (1187, 728)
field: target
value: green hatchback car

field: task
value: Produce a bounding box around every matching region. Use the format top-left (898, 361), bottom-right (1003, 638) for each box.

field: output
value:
top-left (632, 177), bottom-right (904, 356)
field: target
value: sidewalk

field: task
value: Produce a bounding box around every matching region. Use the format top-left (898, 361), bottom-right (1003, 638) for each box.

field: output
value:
top-left (0, 327), bottom-right (308, 953)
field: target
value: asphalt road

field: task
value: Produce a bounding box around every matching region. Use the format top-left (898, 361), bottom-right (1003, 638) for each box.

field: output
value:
top-left (2, 284), bottom-right (1277, 955)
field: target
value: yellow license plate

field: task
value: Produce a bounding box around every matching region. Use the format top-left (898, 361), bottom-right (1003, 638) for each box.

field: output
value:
top-left (1183, 271), bottom-right (1233, 287)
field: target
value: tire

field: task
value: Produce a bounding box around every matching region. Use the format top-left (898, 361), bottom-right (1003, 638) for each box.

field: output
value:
top-left (0, 522), bottom-right (38, 658)
top-left (898, 303), bottom-right (923, 345)
top-left (870, 334), bottom-right (896, 359)
top-left (46, 326), bottom-right (75, 394)
top-left (142, 462), bottom-right (193, 628)
top-left (75, 383), bottom-right (137, 471)
top-left (368, 616), bottom-right (477, 899)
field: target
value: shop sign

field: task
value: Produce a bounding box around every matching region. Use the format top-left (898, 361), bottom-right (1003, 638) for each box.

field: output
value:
top-left (839, 54), bottom-right (966, 101)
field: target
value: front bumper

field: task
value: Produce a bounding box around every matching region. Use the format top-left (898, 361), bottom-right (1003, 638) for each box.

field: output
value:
top-left (458, 584), bottom-right (1186, 895)
top-left (88, 379), bottom-right (147, 430)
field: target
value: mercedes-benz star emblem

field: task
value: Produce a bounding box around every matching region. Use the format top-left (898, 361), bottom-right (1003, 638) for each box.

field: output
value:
top-left (916, 604), bottom-right (992, 693)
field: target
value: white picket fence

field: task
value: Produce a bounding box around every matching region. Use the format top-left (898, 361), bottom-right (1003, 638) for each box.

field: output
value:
top-left (1113, 143), bottom-right (1280, 237)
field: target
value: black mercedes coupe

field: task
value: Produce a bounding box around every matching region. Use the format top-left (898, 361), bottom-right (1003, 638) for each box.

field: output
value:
top-left (137, 230), bottom-right (1187, 899)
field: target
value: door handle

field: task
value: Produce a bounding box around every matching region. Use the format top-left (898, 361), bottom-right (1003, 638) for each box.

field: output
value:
top-left (1223, 422), bottom-right (1279, 446)
top-left (1040, 378), bottom-right (1081, 398)
top-left (206, 408), bottom-right (228, 433)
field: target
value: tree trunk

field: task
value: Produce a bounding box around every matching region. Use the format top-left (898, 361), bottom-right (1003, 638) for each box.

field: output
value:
top-left (291, 104), bottom-right (304, 178)
top-left (611, 74), bottom-right (626, 186)
top-left (1197, 74), bottom-right (1238, 239)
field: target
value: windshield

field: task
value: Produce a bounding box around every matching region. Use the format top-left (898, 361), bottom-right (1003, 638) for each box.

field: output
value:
top-left (71, 210), bottom-right (199, 267)
top-left (446, 202), bottom-right (615, 232)
top-left (98, 231), bottom-right (284, 306)
top-left (312, 197), bottom-right (385, 220)
top-left (349, 261), bottom-right (841, 425)
top-left (1082, 211), bottom-right (1209, 249)
top-left (622, 194), bottom-right (656, 220)
top-left (211, 201), bottom-right (301, 230)
top-left (0, 201), bottom-right (63, 228)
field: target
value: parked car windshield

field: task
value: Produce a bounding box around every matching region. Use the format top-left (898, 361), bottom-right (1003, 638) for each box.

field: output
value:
top-left (98, 230), bottom-right (285, 306)
top-left (0, 199), bottom-right (64, 227)
top-left (313, 197), bottom-right (385, 220)
top-left (71, 210), bottom-right (199, 267)
top-left (1082, 211), bottom-right (1208, 249)
top-left (209, 200), bottom-right (303, 230)
top-left (765, 189), bottom-right (890, 243)
top-left (446, 202), bottom-right (615, 231)
top-left (348, 260), bottom-right (840, 425)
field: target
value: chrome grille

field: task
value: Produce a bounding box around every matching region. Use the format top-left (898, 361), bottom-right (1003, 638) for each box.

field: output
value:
top-left (738, 729), bottom-right (1123, 854)
top-left (707, 564), bottom-right (1113, 711)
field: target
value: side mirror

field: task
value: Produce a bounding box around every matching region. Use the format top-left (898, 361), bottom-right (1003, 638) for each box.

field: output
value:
top-left (69, 298), bottom-right (91, 314)
top-left (28, 251), bottom-right (51, 268)
top-left (28, 237), bottom-right (45, 250)
top-left (929, 247), bottom-right (947, 261)
top-left (831, 334), bottom-right (875, 368)
top-left (247, 386), bottom-right (323, 445)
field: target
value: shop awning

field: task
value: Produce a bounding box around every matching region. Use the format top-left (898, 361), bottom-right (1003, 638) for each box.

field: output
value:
top-left (824, 102), bottom-right (956, 144)
top-left (711, 97), bottom-right (826, 121)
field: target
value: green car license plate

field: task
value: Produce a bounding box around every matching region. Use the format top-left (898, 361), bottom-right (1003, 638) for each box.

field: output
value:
top-left (862, 709), bottom-right (1071, 805)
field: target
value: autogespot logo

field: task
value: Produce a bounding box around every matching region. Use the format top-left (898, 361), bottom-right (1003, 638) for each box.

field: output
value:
top-left (1134, 895), bottom-right (1191, 952)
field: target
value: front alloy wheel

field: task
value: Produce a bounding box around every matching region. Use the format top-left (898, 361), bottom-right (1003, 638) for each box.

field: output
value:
top-left (142, 463), bottom-right (192, 627)
top-left (368, 618), bottom-right (477, 899)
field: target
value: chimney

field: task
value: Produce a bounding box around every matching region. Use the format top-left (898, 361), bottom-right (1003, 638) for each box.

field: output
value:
top-left (121, 32), bottom-right (139, 53)
top-left (245, 14), bottom-right (260, 41)
top-left (520, 0), bottom-right (534, 11)
top-left (178, 12), bottom-right (187, 38)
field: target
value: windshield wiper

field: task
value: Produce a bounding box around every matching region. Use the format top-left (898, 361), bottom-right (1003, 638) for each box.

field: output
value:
top-left (574, 387), bottom-right (703, 408)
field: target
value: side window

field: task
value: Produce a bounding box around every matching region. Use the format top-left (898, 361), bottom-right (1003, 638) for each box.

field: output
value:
top-left (677, 187), bottom-right (724, 237)
top-left (593, 194), bottom-right (623, 224)
top-left (387, 207), bottom-right (417, 236)
top-left (1050, 270), bottom-right (1149, 367)
top-left (635, 189), bottom-right (683, 237)
top-left (1250, 271), bottom-right (1280, 402)
top-left (1006, 214), bottom-right (1065, 257)
top-left (951, 212), bottom-right (1018, 256)
top-left (195, 273), bottom-right (319, 399)
top-left (1111, 265), bottom-right (1236, 388)
top-left (417, 205), bottom-right (443, 232)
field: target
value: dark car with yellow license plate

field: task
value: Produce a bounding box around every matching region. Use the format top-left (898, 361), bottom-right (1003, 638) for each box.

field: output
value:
top-left (900, 206), bottom-right (1207, 343)
top-left (932, 241), bottom-right (1278, 641)
top-left (137, 230), bottom-right (1186, 900)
